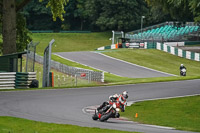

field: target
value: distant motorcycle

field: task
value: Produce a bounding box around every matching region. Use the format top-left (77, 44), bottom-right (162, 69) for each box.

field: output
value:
top-left (180, 68), bottom-right (186, 76)
top-left (92, 101), bottom-right (126, 122)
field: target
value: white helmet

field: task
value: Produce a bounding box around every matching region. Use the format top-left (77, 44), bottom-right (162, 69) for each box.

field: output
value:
top-left (181, 64), bottom-right (184, 67)
top-left (113, 94), bottom-right (119, 98)
top-left (122, 91), bottom-right (128, 99)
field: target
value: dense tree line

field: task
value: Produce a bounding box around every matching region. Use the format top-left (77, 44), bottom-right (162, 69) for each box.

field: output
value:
top-left (22, 0), bottom-right (199, 32)
top-left (22, 0), bottom-right (149, 31)
top-left (0, 0), bottom-right (199, 55)
top-left (23, 0), bottom-right (169, 31)
top-left (145, 0), bottom-right (200, 22)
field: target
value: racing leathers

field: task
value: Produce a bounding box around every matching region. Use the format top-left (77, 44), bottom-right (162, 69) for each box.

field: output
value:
top-left (97, 93), bottom-right (127, 113)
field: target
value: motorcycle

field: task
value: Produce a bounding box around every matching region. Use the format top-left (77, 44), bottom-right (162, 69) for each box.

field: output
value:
top-left (92, 101), bottom-right (126, 122)
top-left (180, 68), bottom-right (186, 76)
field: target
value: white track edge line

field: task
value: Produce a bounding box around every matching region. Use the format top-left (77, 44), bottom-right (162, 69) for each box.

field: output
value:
top-left (94, 52), bottom-right (177, 76)
top-left (53, 53), bottom-right (123, 77)
top-left (140, 124), bottom-right (175, 130)
top-left (83, 94), bottom-right (200, 130)
top-left (128, 94), bottom-right (200, 105)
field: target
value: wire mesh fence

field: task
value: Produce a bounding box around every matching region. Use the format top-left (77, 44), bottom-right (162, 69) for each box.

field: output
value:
top-left (26, 42), bottom-right (39, 72)
top-left (34, 53), bottom-right (104, 83)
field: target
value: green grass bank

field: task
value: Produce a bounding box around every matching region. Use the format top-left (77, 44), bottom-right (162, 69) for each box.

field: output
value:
top-left (32, 32), bottom-right (111, 55)
top-left (121, 95), bottom-right (200, 132)
top-left (0, 117), bottom-right (137, 133)
top-left (102, 49), bottom-right (200, 76)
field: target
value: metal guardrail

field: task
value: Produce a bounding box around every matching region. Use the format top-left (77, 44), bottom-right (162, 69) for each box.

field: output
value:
top-left (34, 54), bottom-right (104, 82)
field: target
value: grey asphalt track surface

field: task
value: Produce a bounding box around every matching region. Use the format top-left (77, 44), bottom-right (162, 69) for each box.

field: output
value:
top-left (55, 51), bottom-right (174, 78)
top-left (0, 79), bottom-right (200, 133)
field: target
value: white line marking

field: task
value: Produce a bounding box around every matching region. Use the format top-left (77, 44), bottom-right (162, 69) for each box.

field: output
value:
top-left (53, 53), bottom-right (93, 71)
top-left (53, 53), bottom-right (123, 77)
top-left (83, 94), bottom-right (200, 130)
top-left (94, 52), bottom-right (177, 76)
top-left (140, 124), bottom-right (175, 130)
top-left (128, 94), bottom-right (200, 106)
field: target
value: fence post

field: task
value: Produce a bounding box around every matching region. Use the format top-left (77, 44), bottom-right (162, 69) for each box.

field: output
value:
top-left (101, 72), bottom-right (104, 83)
top-left (75, 74), bottom-right (77, 86)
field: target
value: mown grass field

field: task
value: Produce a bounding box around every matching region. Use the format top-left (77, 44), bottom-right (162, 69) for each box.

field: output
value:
top-left (121, 95), bottom-right (200, 132)
top-left (32, 32), bottom-right (111, 55)
top-left (0, 117), bottom-right (137, 133)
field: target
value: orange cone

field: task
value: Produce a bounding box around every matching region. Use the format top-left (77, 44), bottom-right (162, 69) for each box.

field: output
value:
top-left (135, 113), bottom-right (138, 118)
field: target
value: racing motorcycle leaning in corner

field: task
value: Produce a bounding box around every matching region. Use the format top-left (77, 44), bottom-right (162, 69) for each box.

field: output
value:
top-left (92, 91), bottom-right (128, 122)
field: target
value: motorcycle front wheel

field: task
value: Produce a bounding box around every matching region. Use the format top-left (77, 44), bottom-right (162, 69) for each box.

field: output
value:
top-left (92, 114), bottom-right (99, 120)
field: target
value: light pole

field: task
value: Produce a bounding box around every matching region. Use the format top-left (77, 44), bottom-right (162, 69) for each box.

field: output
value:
top-left (141, 16), bottom-right (145, 41)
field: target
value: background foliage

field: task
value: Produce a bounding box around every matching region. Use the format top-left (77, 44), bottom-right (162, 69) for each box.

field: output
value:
top-left (0, 0), bottom-right (199, 53)
top-left (0, 0), bottom-right (2, 54)
top-left (22, 0), bottom-right (157, 31)
top-left (145, 0), bottom-right (199, 22)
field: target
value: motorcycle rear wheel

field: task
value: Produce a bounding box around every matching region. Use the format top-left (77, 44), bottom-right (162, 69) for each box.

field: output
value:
top-left (99, 111), bottom-right (113, 122)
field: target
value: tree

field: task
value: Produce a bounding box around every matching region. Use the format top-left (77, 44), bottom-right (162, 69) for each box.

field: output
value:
top-left (0, 0), bottom-right (2, 54)
top-left (61, 0), bottom-right (89, 31)
top-left (145, 0), bottom-right (200, 22)
top-left (16, 13), bottom-right (32, 52)
top-left (23, 0), bottom-right (54, 30)
top-left (84, 0), bottom-right (148, 31)
top-left (1, 0), bottom-right (68, 55)
top-left (3, 0), bottom-right (17, 54)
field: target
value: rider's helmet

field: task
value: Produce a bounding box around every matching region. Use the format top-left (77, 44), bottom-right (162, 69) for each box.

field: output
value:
top-left (113, 94), bottom-right (119, 98)
top-left (181, 64), bottom-right (184, 67)
top-left (122, 91), bottom-right (128, 99)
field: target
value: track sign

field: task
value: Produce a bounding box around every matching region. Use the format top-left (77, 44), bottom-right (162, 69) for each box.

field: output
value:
top-left (81, 73), bottom-right (86, 77)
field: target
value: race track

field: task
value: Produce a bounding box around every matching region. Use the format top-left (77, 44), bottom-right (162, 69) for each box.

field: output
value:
top-left (0, 79), bottom-right (200, 133)
top-left (55, 51), bottom-right (174, 78)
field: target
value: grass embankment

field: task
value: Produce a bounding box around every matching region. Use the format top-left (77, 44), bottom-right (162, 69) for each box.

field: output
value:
top-left (32, 32), bottom-right (111, 55)
top-left (121, 95), bottom-right (200, 132)
top-left (0, 117), bottom-right (137, 133)
top-left (103, 49), bottom-right (200, 76)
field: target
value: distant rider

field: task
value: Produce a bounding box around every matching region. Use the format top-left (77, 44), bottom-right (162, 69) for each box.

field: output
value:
top-left (180, 64), bottom-right (186, 76)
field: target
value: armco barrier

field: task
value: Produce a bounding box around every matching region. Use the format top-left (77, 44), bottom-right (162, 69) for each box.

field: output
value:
top-left (156, 43), bottom-right (200, 61)
top-left (0, 72), bottom-right (16, 89)
top-left (34, 54), bottom-right (104, 82)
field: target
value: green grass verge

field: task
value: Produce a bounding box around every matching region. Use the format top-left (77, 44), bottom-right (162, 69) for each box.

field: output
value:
top-left (102, 49), bottom-right (200, 76)
top-left (32, 32), bottom-right (111, 55)
top-left (104, 75), bottom-right (200, 85)
top-left (121, 95), bottom-right (200, 132)
top-left (51, 54), bottom-right (99, 71)
top-left (0, 116), bottom-right (137, 133)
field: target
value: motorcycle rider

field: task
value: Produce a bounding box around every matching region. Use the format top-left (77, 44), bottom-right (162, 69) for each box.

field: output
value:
top-left (180, 64), bottom-right (186, 76)
top-left (97, 91), bottom-right (128, 113)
